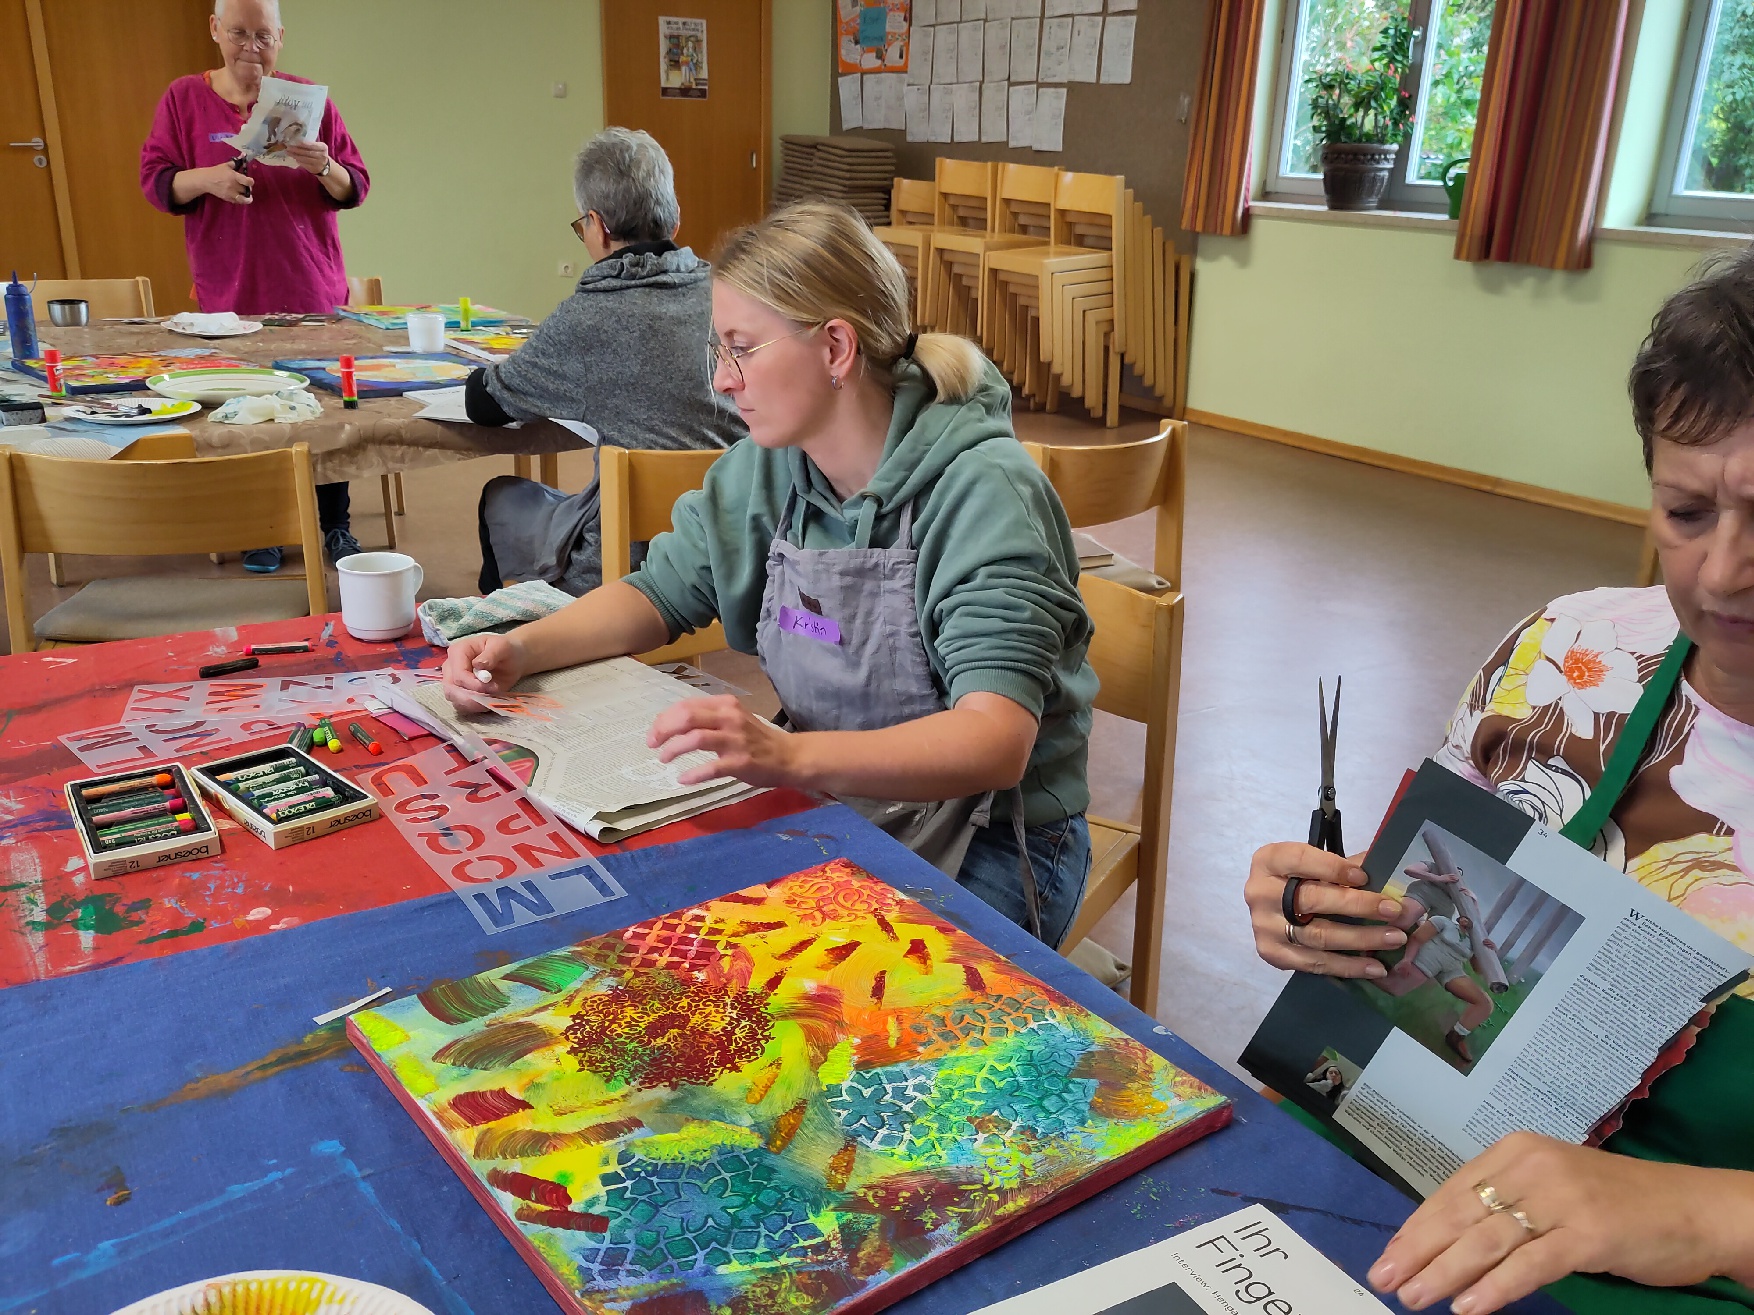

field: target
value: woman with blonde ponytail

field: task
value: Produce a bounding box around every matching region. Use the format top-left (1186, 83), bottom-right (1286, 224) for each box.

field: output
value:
top-left (442, 200), bottom-right (1098, 945)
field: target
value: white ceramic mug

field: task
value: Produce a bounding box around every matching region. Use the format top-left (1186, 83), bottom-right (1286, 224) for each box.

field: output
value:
top-left (336, 552), bottom-right (424, 641)
top-left (406, 311), bottom-right (446, 353)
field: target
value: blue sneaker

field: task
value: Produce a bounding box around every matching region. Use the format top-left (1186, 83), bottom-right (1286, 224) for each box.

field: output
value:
top-left (325, 527), bottom-right (363, 564)
top-left (242, 547), bottom-right (283, 573)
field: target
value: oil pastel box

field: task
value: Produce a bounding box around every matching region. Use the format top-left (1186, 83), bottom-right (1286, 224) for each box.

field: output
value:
top-left (192, 744), bottom-right (380, 850)
top-left (66, 762), bottom-right (222, 879)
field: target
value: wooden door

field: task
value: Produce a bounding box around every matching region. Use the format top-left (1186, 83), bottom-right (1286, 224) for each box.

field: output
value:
top-left (603, 0), bottom-right (771, 257)
top-left (0, 0), bottom-right (67, 280)
top-left (37, 0), bottom-right (212, 314)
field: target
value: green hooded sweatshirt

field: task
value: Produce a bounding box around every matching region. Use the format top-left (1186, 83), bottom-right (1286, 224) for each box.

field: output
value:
top-left (626, 357), bottom-right (1097, 826)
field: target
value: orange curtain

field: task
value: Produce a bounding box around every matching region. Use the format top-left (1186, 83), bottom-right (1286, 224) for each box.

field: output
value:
top-left (1181, 0), bottom-right (1268, 237)
top-left (1454, 0), bottom-right (1630, 271)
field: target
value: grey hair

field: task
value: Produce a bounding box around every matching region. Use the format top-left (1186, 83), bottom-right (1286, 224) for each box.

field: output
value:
top-left (572, 128), bottom-right (680, 244)
top-left (214, 0), bottom-right (281, 20)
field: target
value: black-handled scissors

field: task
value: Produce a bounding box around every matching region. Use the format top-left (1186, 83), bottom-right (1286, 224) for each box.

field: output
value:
top-left (1309, 675), bottom-right (1344, 856)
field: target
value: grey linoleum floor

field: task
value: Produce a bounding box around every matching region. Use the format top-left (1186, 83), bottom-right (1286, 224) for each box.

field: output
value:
top-left (6, 414), bottom-right (1645, 1078)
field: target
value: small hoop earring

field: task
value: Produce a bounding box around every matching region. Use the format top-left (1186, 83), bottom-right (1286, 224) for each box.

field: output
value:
top-left (830, 375), bottom-right (842, 391)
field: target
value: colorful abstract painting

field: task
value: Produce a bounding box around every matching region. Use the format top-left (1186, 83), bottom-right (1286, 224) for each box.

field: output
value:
top-left (272, 354), bottom-right (475, 396)
top-left (11, 352), bottom-right (256, 394)
top-left (336, 304), bottom-right (515, 329)
top-left (349, 860), bottom-right (1231, 1315)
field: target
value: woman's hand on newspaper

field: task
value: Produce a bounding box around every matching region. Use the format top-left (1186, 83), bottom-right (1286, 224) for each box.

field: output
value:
top-left (285, 139), bottom-right (331, 175)
top-left (1368, 1132), bottom-right (1754, 1312)
top-left (1245, 842), bottom-right (1405, 978)
top-left (648, 695), bottom-right (795, 788)
top-left (441, 633), bottom-right (526, 712)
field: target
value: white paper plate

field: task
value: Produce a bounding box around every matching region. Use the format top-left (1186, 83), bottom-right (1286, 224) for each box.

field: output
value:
top-left (165, 320), bottom-right (264, 338)
top-left (63, 399), bottom-right (201, 425)
top-left (147, 369), bottom-right (309, 404)
top-left (110, 1270), bottom-right (436, 1315)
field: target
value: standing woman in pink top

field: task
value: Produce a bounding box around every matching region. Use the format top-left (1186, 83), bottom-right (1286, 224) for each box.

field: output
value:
top-left (140, 0), bottom-right (372, 572)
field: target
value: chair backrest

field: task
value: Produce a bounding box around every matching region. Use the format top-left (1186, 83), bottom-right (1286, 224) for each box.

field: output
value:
top-left (114, 432), bottom-right (199, 461)
top-left (1022, 420), bottom-right (1186, 587)
top-left (0, 443), bottom-right (327, 647)
top-left (934, 159), bottom-right (995, 230)
top-left (346, 275), bottom-right (384, 307)
top-left (1052, 171), bottom-right (1124, 249)
top-left (890, 178), bottom-right (936, 226)
top-left (995, 164), bottom-right (1057, 239)
top-left (31, 277), bottom-right (154, 320)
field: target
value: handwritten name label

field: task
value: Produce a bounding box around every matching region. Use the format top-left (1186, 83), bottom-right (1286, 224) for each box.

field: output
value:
top-left (778, 605), bottom-right (842, 646)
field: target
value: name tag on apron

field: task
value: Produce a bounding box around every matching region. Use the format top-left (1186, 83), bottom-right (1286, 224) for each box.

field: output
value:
top-left (778, 605), bottom-right (841, 645)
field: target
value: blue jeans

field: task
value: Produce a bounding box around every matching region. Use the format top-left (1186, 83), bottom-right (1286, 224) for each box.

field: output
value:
top-left (955, 813), bottom-right (1091, 949)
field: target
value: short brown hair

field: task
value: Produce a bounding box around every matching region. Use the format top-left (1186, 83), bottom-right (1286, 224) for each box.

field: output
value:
top-left (1630, 244), bottom-right (1754, 472)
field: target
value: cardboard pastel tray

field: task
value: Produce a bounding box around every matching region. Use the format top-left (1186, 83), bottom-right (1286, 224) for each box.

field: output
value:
top-left (66, 762), bottom-right (222, 880)
top-left (192, 745), bottom-right (381, 850)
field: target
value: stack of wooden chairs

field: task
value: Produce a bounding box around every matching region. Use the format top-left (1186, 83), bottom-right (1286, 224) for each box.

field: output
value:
top-left (872, 160), bottom-right (1192, 427)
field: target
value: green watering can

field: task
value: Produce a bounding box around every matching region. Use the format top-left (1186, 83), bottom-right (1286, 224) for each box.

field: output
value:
top-left (1441, 157), bottom-right (1470, 219)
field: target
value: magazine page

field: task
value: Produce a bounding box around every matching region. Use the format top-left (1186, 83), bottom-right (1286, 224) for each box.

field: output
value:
top-left (225, 76), bottom-right (328, 166)
top-left (1241, 761), bottom-right (1752, 1198)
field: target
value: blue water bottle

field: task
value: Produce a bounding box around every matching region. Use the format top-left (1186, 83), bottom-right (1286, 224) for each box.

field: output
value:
top-left (5, 272), bottom-right (38, 363)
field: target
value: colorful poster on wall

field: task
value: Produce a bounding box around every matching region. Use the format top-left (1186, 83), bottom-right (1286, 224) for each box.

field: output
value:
top-left (838, 0), bottom-right (912, 73)
top-left (659, 16), bottom-right (708, 99)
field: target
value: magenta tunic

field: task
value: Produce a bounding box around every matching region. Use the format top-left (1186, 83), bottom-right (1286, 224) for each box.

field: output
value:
top-left (140, 72), bottom-right (370, 315)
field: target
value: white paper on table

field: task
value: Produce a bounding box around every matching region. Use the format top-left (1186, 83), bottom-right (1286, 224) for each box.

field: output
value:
top-left (952, 82), bottom-right (981, 141)
top-left (962, 0), bottom-right (985, 17)
top-left (1107, 0), bottom-right (1136, 10)
top-left (1032, 85), bottom-right (1066, 151)
top-left (1068, 14), bottom-right (1102, 80)
top-left (411, 385), bottom-right (525, 428)
top-left (980, 81), bottom-right (1009, 141)
top-left (1044, 0), bottom-right (1073, 14)
top-left (983, 19), bottom-right (1011, 81)
top-left (837, 72), bottom-right (863, 127)
top-left (905, 83), bottom-right (931, 140)
top-left (932, 23), bottom-right (958, 82)
top-left (1099, 14), bottom-right (1135, 83)
top-left (914, 0), bottom-right (936, 23)
top-left (1037, 16), bottom-right (1072, 80)
top-left (929, 83), bottom-right (955, 141)
top-left (551, 418), bottom-right (599, 445)
top-left (957, 19), bottom-right (985, 80)
top-left (1009, 17), bottom-right (1040, 79)
top-left (938, 0), bottom-right (960, 20)
top-left (1007, 83), bottom-right (1037, 148)
top-left (908, 26), bottom-right (934, 83)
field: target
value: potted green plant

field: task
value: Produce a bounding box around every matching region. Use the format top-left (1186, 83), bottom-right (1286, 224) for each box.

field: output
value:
top-left (1305, 14), bottom-right (1418, 211)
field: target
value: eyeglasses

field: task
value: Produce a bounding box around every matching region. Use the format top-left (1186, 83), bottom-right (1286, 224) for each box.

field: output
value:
top-left (571, 212), bottom-right (616, 244)
top-left (223, 27), bottom-right (280, 49)
top-left (709, 326), bottom-right (819, 386)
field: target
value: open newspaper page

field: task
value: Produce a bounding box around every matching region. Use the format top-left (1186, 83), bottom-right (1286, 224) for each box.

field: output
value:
top-left (402, 658), bottom-right (763, 842)
top-left (225, 76), bottom-right (328, 166)
top-left (1242, 761), bottom-right (1752, 1198)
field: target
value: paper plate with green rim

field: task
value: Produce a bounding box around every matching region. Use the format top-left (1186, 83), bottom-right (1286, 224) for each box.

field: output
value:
top-left (146, 367), bottom-right (309, 404)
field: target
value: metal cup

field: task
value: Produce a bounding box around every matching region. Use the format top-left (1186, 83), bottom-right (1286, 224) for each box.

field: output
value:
top-left (47, 299), bottom-right (89, 327)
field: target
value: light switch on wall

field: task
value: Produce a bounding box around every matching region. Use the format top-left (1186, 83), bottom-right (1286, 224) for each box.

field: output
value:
top-left (559, 260), bottom-right (577, 278)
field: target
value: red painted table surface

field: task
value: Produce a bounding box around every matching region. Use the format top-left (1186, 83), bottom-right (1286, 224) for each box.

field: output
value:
top-left (0, 614), bottom-right (809, 990)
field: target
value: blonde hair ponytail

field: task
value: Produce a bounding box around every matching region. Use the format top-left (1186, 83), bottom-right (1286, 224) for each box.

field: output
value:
top-left (714, 200), bottom-right (988, 404)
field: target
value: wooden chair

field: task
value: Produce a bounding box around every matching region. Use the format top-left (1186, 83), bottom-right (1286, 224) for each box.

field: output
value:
top-left (0, 443), bottom-right (328, 653)
top-left (922, 162), bottom-right (1051, 337)
top-left (1059, 573), bottom-right (1183, 1011)
top-left (1022, 420), bottom-right (1187, 589)
top-left (871, 178), bottom-right (937, 323)
top-left (598, 445), bottom-right (728, 664)
top-left (346, 275), bottom-right (384, 307)
top-left (341, 275), bottom-right (403, 545)
top-left (31, 277), bottom-right (155, 320)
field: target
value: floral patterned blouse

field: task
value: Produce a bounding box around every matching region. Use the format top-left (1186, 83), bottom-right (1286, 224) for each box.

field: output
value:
top-left (1435, 585), bottom-right (1753, 1000)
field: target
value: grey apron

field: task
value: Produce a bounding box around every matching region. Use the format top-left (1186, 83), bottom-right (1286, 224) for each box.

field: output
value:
top-left (756, 485), bottom-right (1042, 935)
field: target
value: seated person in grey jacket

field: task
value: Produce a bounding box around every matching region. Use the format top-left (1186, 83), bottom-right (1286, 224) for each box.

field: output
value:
top-left (465, 126), bottom-right (745, 596)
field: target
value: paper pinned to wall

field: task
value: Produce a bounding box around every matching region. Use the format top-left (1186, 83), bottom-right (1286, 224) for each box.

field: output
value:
top-left (1107, 0), bottom-right (1137, 10)
top-left (1044, 0), bottom-right (1073, 13)
top-left (838, 72), bottom-right (863, 128)
top-left (984, 18), bottom-right (1011, 82)
top-left (938, 0), bottom-right (961, 20)
top-left (1007, 82), bottom-right (1037, 148)
top-left (908, 26), bottom-right (934, 83)
top-left (1099, 14), bottom-right (1135, 83)
top-left (952, 82), bottom-right (981, 141)
top-left (1071, 0), bottom-right (1103, 12)
top-left (1037, 16), bottom-right (1072, 80)
top-left (957, 19), bottom-right (985, 80)
top-left (981, 81), bottom-right (1009, 141)
top-left (1011, 0), bottom-right (1042, 11)
top-left (929, 83), bottom-right (955, 140)
top-left (1068, 14), bottom-right (1101, 81)
top-left (1032, 85), bottom-right (1066, 151)
top-left (915, 0), bottom-right (936, 23)
top-left (905, 83), bottom-right (931, 140)
top-left (865, 72), bottom-right (906, 130)
top-left (1009, 17), bottom-right (1040, 80)
top-left (963, 0), bottom-right (986, 17)
top-left (932, 22), bottom-right (958, 82)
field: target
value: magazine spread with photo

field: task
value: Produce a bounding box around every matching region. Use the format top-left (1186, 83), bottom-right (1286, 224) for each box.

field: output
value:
top-left (1242, 761), bottom-right (1752, 1198)
top-left (225, 75), bottom-right (327, 166)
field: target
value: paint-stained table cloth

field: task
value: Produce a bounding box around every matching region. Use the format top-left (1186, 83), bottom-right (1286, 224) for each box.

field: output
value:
top-left (32, 321), bottom-right (591, 484)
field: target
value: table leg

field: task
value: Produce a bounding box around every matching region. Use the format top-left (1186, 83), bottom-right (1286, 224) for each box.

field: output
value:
top-left (539, 453), bottom-right (560, 489)
top-left (47, 553), bottom-right (65, 587)
top-left (513, 455), bottom-right (534, 481)
top-left (379, 474), bottom-right (399, 550)
top-left (391, 472), bottom-right (407, 515)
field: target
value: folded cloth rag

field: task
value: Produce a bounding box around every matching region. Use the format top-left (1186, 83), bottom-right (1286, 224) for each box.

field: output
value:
top-left (209, 389), bottom-right (323, 425)
top-left (417, 579), bottom-right (575, 647)
top-left (163, 311), bottom-right (245, 334)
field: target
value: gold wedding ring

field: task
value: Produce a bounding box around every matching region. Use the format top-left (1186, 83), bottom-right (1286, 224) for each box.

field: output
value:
top-left (1474, 1181), bottom-right (1507, 1213)
top-left (1509, 1208), bottom-right (1536, 1235)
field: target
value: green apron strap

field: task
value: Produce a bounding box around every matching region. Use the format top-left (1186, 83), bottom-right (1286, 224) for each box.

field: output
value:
top-left (1560, 635), bottom-right (1694, 847)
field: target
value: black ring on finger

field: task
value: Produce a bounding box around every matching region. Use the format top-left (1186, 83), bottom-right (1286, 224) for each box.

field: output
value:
top-left (1282, 876), bottom-right (1316, 927)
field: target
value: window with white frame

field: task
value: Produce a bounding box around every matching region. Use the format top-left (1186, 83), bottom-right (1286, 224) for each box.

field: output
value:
top-left (1265, 0), bottom-right (1495, 211)
top-left (1651, 0), bottom-right (1754, 228)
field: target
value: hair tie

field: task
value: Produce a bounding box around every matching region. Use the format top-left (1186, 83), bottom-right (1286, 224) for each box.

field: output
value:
top-left (902, 332), bottom-right (919, 359)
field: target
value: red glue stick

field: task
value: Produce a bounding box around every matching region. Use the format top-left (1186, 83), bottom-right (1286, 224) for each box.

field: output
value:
top-left (339, 354), bottom-right (358, 409)
top-left (42, 347), bottom-right (63, 396)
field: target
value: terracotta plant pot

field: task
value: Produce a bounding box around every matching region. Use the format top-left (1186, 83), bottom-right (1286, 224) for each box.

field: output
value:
top-left (1320, 142), bottom-right (1398, 211)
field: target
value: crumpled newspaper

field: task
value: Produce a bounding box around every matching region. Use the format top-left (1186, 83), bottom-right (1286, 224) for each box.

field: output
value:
top-left (208, 389), bottom-right (323, 425)
top-left (163, 311), bottom-right (248, 334)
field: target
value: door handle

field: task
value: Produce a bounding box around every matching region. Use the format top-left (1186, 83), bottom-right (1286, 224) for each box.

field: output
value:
top-left (9, 138), bottom-right (46, 150)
